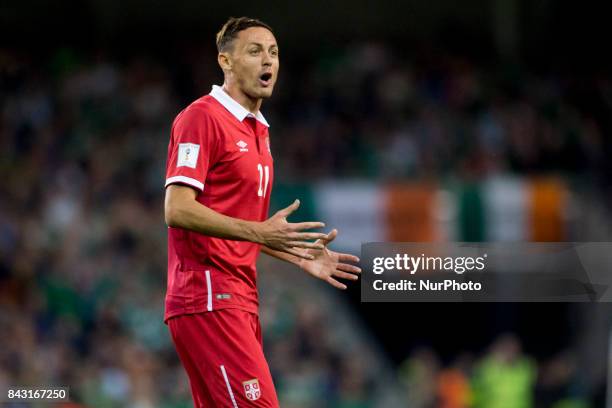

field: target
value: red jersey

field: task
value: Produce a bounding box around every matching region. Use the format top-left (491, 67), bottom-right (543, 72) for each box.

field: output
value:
top-left (164, 85), bottom-right (273, 323)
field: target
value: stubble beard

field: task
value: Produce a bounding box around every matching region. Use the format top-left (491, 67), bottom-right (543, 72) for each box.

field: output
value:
top-left (246, 83), bottom-right (274, 101)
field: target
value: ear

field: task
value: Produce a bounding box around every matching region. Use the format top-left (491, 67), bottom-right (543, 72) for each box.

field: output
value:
top-left (218, 52), bottom-right (232, 71)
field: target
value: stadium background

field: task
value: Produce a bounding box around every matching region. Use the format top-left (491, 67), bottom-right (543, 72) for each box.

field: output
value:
top-left (2, 0), bottom-right (612, 406)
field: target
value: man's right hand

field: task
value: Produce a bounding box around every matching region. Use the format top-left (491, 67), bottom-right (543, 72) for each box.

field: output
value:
top-left (254, 199), bottom-right (328, 260)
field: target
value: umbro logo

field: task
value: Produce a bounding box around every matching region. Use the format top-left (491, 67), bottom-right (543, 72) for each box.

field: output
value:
top-left (237, 140), bottom-right (248, 152)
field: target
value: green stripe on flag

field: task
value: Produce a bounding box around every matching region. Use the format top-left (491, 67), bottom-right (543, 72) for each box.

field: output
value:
top-left (458, 182), bottom-right (485, 242)
top-left (270, 183), bottom-right (317, 223)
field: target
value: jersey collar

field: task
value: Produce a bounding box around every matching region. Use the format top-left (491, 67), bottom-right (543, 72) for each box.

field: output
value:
top-left (210, 85), bottom-right (270, 128)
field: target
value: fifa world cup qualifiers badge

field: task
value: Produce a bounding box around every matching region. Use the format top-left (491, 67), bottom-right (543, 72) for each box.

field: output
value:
top-left (177, 143), bottom-right (200, 168)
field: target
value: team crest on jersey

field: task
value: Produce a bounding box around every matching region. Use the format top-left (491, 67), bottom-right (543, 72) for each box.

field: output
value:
top-left (242, 378), bottom-right (261, 401)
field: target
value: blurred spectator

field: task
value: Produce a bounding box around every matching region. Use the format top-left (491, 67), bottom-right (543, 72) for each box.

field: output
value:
top-left (536, 352), bottom-right (590, 408)
top-left (398, 347), bottom-right (440, 407)
top-left (471, 334), bottom-right (537, 408)
top-left (437, 354), bottom-right (473, 408)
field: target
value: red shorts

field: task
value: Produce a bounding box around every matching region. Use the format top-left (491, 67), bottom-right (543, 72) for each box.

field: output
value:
top-left (168, 309), bottom-right (280, 408)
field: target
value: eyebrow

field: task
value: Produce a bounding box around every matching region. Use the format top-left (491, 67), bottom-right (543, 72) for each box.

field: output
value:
top-left (246, 42), bottom-right (278, 49)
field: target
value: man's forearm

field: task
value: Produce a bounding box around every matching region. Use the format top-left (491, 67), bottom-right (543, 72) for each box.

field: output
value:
top-left (260, 245), bottom-right (304, 266)
top-left (165, 185), bottom-right (326, 259)
top-left (166, 195), bottom-right (261, 243)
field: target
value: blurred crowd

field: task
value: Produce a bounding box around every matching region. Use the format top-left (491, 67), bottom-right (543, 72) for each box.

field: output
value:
top-left (267, 43), bottom-right (610, 186)
top-left (1, 41), bottom-right (611, 407)
top-left (399, 334), bottom-right (596, 408)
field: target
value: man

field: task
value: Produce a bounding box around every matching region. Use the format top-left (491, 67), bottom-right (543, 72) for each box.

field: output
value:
top-left (163, 17), bottom-right (361, 407)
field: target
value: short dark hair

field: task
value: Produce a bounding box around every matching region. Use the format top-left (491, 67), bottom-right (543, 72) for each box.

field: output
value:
top-left (216, 17), bottom-right (274, 52)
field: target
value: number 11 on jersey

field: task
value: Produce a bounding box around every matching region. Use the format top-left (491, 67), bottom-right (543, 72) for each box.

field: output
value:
top-left (257, 164), bottom-right (270, 197)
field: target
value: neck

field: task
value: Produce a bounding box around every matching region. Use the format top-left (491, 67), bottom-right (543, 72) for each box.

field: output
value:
top-left (222, 81), bottom-right (261, 115)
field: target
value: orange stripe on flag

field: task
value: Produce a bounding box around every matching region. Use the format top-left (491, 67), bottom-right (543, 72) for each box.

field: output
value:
top-left (529, 178), bottom-right (567, 241)
top-left (385, 183), bottom-right (437, 241)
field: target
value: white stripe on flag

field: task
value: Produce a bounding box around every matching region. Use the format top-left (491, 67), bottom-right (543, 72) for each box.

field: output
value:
top-left (314, 181), bottom-right (386, 253)
top-left (483, 176), bottom-right (528, 241)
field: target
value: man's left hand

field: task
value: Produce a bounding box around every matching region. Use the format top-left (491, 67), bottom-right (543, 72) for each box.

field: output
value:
top-left (298, 229), bottom-right (361, 290)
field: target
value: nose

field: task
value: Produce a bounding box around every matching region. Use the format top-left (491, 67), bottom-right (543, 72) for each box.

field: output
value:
top-left (262, 51), bottom-right (272, 67)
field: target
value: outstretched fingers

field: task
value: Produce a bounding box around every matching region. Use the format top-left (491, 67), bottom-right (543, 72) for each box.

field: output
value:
top-left (282, 246), bottom-right (314, 260)
top-left (291, 221), bottom-right (326, 231)
top-left (333, 270), bottom-right (359, 281)
top-left (336, 263), bottom-right (362, 274)
top-left (336, 252), bottom-right (360, 263)
top-left (276, 199), bottom-right (301, 218)
top-left (290, 231), bottom-right (329, 241)
top-left (286, 241), bottom-right (325, 250)
top-left (326, 277), bottom-right (347, 290)
top-left (321, 228), bottom-right (338, 244)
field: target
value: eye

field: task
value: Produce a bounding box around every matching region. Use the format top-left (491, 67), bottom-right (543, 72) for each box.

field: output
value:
top-left (249, 49), bottom-right (260, 55)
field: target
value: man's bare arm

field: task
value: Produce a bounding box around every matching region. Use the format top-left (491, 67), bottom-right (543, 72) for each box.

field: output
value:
top-left (164, 184), bottom-right (327, 259)
top-left (260, 245), bottom-right (303, 266)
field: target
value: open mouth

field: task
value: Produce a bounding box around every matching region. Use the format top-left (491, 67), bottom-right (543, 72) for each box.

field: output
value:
top-left (259, 72), bottom-right (272, 86)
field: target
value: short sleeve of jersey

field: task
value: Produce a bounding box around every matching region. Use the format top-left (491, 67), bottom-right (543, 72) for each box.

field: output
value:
top-left (165, 107), bottom-right (217, 192)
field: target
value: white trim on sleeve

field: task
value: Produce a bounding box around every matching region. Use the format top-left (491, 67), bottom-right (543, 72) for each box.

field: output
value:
top-left (165, 175), bottom-right (204, 191)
